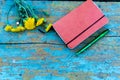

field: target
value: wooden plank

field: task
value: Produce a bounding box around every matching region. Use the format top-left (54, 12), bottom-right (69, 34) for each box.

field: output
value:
top-left (44, 0), bottom-right (120, 1)
top-left (0, 1), bottom-right (120, 79)
top-left (0, 37), bottom-right (119, 80)
top-left (0, 1), bottom-right (120, 43)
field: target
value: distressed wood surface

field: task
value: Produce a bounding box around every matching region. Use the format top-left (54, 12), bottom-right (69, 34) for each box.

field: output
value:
top-left (0, 0), bottom-right (120, 80)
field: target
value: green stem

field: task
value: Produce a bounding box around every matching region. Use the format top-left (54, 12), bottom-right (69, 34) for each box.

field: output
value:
top-left (26, 5), bottom-right (38, 19)
top-left (15, 0), bottom-right (29, 18)
top-left (6, 4), bottom-right (15, 24)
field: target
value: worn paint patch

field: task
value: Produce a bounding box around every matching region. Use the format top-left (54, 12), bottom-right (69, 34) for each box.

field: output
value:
top-left (111, 61), bottom-right (120, 67)
top-left (66, 71), bottom-right (93, 80)
top-left (0, 22), bottom-right (4, 26)
top-left (85, 54), bottom-right (115, 62)
top-left (23, 69), bottom-right (39, 80)
top-left (96, 72), bottom-right (109, 79)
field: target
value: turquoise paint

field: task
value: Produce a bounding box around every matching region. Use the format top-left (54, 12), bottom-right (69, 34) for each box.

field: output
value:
top-left (32, 76), bottom-right (69, 80)
top-left (0, 44), bottom-right (119, 79)
top-left (0, 1), bottom-right (120, 80)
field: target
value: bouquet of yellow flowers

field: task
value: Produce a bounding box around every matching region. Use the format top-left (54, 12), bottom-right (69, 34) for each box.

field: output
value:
top-left (4, 0), bottom-right (52, 33)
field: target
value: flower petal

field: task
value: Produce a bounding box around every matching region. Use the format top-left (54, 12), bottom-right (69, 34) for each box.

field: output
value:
top-left (4, 25), bottom-right (13, 31)
top-left (36, 18), bottom-right (44, 26)
top-left (24, 17), bottom-right (36, 30)
top-left (45, 23), bottom-right (52, 32)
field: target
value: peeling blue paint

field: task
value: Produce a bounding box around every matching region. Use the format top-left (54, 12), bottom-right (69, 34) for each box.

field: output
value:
top-left (0, 1), bottom-right (120, 80)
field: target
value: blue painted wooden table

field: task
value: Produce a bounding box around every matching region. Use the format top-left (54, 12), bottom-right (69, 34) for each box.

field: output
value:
top-left (0, 0), bottom-right (120, 80)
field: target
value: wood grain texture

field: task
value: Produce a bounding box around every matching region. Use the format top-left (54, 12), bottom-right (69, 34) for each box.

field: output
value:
top-left (0, 0), bottom-right (120, 80)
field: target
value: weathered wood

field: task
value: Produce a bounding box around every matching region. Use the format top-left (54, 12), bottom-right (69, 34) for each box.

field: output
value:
top-left (0, 37), bottom-right (120, 80)
top-left (0, 1), bottom-right (120, 80)
top-left (0, 1), bottom-right (120, 43)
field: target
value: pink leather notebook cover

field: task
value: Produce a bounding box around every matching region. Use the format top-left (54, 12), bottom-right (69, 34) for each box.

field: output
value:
top-left (53, 0), bottom-right (108, 49)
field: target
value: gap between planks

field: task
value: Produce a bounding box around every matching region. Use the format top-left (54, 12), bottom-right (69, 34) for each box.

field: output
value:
top-left (0, 36), bottom-right (119, 45)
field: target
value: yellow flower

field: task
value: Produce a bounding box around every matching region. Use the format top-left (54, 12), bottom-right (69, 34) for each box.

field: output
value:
top-left (24, 17), bottom-right (35, 30)
top-left (36, 18), bottom-right (44, 26)
top-left (17, 25), bottom-right (25, 31)
top-left (4, 25), bottom-right (13, 31)
top-left (10, 25), bottom-right (24, 32)
top-left (11, 28), bottom-right (21, 32)
top-left (45, 23), bottom-right (52, 32)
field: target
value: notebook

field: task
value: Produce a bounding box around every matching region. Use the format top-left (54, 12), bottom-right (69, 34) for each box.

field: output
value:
top-left (53, 0), bottom-right (108, 49)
